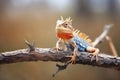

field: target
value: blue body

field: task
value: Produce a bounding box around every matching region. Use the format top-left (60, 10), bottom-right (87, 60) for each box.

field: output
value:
top-left (66, 34), bottom-right (90, 52)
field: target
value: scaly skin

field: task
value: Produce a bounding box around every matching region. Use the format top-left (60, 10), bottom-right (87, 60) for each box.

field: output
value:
top-left (55, 17), bottom-right (99, 63)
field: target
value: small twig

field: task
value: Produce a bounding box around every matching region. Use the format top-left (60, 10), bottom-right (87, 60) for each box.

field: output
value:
top-left (24, 40), bottom-right (35, 52)
top-left (52, 61), bottom-right (71, 77)
top-left (93, 24), bottom-right (113, 47)
top-left (105, 35), bottom-right (118, 56)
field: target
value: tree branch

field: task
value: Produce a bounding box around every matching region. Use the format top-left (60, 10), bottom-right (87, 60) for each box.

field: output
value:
top-left (0, 48), bottom-right (120, 70)
top-left (0, 24), bottom-right (118, 77)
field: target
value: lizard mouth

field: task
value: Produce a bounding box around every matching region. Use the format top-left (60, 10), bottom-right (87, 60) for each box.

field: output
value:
top-left (68, 25), bottom-right (74, 31)
top-left (56, 27), bottom-right (73, 34)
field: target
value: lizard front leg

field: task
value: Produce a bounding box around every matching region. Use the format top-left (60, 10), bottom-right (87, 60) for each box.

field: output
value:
top-left (86, 47), bottom-right (99, 61)
top-left (55, 38), bottom-right (62, 51)
top-left (68, 41), bottom-right (78, 64)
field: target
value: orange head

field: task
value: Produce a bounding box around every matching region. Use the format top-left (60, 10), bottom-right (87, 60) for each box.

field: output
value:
top-left (56, 16), bottom-right (74, 40)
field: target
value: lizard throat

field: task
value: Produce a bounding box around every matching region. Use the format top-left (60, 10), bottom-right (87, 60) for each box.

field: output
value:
top-left (56, 27), bottom-right (74, 40)
top-left (57, 32), bottom-right (74, 40)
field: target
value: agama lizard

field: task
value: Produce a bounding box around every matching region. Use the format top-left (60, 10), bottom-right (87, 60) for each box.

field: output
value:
top-left (55, 16), bottom-right (99, 63)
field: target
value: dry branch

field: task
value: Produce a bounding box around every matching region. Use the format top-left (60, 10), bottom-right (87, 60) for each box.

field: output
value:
top-left (0, 48), bottom-right (120, 70)
top-left (0, 24), bottom-right (118, 76)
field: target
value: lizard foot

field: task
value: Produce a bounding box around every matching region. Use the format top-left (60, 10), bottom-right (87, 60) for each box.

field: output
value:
top-left (70, 55), bottom-right (76, 64)
top-left (51, 47), bottom-right (63, 52)
top-left (66, 54), bottom-right (76, 64)
top-left (89, 52), bottom-right (98, 62)
top-left (87, 47), bottom-right (99, 62)
top-left (50, 47), bottom-right (63, 54)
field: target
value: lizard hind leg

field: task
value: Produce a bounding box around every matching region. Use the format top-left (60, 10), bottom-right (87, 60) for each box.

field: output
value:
top-left (87, 47), bottom-right (99, 62)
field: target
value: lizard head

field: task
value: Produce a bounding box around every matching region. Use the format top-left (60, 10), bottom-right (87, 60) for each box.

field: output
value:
top-left (55, 16), bottom-right (74, 40)
top-left (56, 16), bottom-right (74, 31)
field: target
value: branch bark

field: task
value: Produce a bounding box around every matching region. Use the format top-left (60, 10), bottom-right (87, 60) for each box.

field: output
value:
top-left (0, 48), bottom-right (120, 71)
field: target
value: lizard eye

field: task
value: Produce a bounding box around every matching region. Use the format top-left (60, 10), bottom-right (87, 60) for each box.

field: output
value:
top-left (62, 23), bottom-right (68, 28)
top-left (64, 24), bottom-right (68, 28)
top-left (65, 23), bottom-right (68, 25)
top-left (64, 23), bottom-right (68, 27)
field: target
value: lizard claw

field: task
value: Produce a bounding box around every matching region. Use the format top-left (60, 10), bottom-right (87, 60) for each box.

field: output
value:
top-left (87, 47), bottom-right (99, 62)
top-left (51, 47), bottom-right (63, 51)
top-left (70, 55), bottom-right (76, 64)
top-left (89, 52), bottom-right (98, 62)
top-left (50, 47), bottom-right (63, 55)
top-left (66, 54), bottom-right (76, 64)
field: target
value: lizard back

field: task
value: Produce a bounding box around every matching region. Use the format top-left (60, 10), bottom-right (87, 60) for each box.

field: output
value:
top-left (66, 30), bottom-right (93, 52)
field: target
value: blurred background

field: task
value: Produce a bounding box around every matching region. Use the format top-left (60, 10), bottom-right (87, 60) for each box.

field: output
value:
top-left (0, 0), bottom-right (120, 80)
